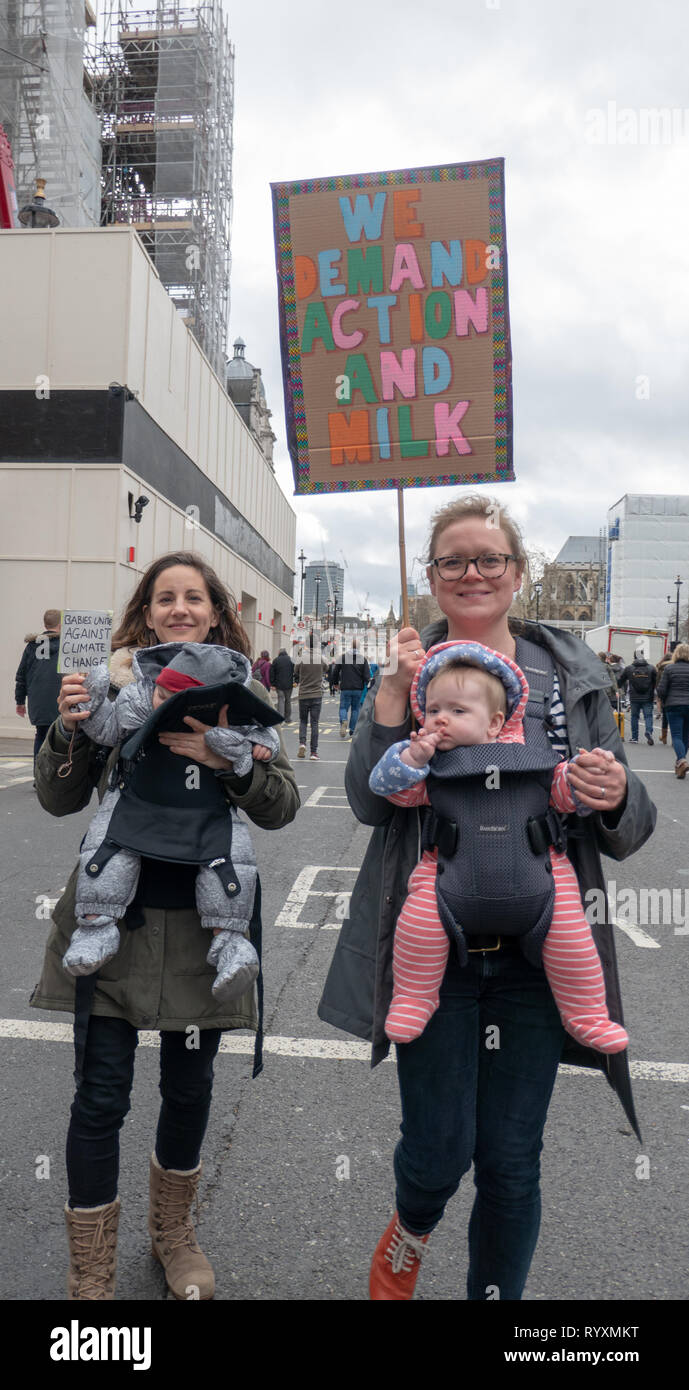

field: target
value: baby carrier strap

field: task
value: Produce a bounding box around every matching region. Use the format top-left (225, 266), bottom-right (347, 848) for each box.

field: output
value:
top-left (514, 633), bottom-right (559, 747)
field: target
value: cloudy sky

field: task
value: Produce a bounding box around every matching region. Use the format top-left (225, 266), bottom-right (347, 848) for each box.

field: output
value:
top-left (223, 0), bottom-right (689, 618)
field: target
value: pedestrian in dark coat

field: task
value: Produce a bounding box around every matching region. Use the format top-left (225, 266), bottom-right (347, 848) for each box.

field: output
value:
top-left (657, 644), bottom-right (689, 777)
top-left (269, 648), bottom-right (295, 721)
top-left (318, 495), bottom-right (656, 1302)
top-left (31, 552), bottom-right (299, 1302)
top-left (15, 608), bottom-right (62, 763)
top-left (333, 641), bottom-right (371, 738)
top-left (618, 654), bottom-right (657, 744)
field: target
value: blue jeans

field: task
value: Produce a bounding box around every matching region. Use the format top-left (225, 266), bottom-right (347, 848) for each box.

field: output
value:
top-left (339, 689), bottom-right (363, 732)
top-left (667, 705), bottom-right (689, 761)
top-left (394, 943), bottom-right (565, 1300)
top-left (630, 701), bottom-right (654, 740)
top-left (66, 1015), bottom-right (221, 1207)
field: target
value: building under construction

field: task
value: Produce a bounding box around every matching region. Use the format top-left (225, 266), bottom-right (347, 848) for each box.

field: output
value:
top-left (1, 0), bottom-right (234, 375)
top-left (0, 0), bottom-right (101, 226)
top-left (90, 1), bottom-right (234, 375)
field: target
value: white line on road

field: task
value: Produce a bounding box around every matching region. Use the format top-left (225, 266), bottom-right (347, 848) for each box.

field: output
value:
top-left (274, 864), bottom-right (357, 929)
top-left (303, 786), bottom-right (350, 808)
top-left (611, 916), bottom-right (661, 949)
top-left (1, 1018), bottom-right (688, 1079)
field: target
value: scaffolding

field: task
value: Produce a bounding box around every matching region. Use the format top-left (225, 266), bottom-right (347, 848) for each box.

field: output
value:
top-left (0, 0), bottom-right (100, 224)
top-left (89, 1), bottom-right (234, 376)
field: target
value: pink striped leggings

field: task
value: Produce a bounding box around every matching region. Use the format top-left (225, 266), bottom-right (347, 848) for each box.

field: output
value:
top-left (387, 849), bottom-right (628, 1054)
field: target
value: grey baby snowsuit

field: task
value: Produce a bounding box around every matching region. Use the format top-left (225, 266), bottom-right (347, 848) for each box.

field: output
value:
top-left (63, 642), bottom-right (281, 1003)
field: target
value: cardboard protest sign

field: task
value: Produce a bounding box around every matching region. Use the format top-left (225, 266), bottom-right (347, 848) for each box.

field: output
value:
top-left (58, 610), bottom-right (113, 674)
top-left (271, 158), bottom-right (512, 495)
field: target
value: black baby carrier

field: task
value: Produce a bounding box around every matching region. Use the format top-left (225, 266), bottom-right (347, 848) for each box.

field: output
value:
top-left (422, 635), bottom-right (570, 967)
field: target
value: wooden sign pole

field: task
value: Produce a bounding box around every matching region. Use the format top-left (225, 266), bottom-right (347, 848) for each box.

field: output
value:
top-left (397, 486), bottom-right (410, 629)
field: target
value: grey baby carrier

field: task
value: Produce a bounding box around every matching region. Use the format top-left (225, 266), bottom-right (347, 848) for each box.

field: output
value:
top-left (83, 681), bottom-right (282, 901)
top-left (422, 636), bottom-right (569, 967)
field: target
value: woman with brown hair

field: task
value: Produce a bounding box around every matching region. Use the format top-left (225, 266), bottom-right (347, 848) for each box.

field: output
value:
top-left (31, 552), bottom-right (299, 1300)
top-left (319, 494), bottom-right (656, 1301)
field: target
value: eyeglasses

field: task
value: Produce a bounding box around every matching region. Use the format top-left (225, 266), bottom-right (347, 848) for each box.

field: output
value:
top-left (431, 553), bottom-right (518, 581)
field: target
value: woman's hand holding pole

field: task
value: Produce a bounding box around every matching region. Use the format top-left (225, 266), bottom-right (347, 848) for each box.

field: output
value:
top-left (374, 627), bottom-right (423, 727)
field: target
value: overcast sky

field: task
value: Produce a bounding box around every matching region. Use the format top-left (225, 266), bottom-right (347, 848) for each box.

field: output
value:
top-left (223, 0), bottom-right (689, 618)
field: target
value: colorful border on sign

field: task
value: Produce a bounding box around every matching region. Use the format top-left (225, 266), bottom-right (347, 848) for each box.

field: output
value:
top-left (271, 159), bottom-right (513, 495)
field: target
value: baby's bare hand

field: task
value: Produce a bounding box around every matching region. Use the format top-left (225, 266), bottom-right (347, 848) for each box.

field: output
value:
top-left (404, 726), bottom-right (440, 767)
top-left (252, 744), bottom-right (272, 762)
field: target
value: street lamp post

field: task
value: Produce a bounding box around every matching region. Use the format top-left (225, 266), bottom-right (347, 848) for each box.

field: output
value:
top-left (315, 576), bottom-right (320, 621)
top-left (533, 582), bottom-right (542, 622)
top-left (669, 575), bottom-right (684, 647)
top-left (298, 549), bottom-right (306, 620)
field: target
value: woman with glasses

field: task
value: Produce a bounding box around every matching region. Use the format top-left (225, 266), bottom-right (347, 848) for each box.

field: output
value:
top-left (319, 493), bottom-right (655, 1300)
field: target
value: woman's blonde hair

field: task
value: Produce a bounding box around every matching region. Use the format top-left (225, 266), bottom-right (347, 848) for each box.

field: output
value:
top-left (672, 643), bottom-right (689, 662)
top-left (424, 494), bottom-right (527, 574)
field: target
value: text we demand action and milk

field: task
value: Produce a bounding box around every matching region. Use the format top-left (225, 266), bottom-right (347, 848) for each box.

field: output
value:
top-left (272, 159), bottom-right (513, 496)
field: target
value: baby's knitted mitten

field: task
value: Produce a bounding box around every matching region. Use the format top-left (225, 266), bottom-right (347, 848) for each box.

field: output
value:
top-left (73, 663), bottom-right (111, 716)
top-left (206, 929), bottom-right (259, 1003)
top-left (205, 723), bottom-right (280, 777)
top-left (63, 918), bottom-right (121, 977)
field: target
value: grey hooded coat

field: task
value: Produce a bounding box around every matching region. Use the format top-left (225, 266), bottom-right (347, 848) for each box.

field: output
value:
top-left (317, 617), bottom-right (657, 1136)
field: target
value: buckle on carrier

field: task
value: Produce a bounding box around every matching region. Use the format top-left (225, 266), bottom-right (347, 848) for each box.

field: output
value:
top-left (424, 811), bottom-right (458, 857)
top-left (527, 809), bottom-right (566, 856)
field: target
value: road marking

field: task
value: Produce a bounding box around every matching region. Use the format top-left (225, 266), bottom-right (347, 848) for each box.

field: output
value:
top-left (0, 775), bottom-right (34, 787)
top-left (303, 786), bottom-right (350, 808)
top-left (274, 864), bottom-right (357, 929)
top-left (0, 1019), bottom-right (687, 1079)
top-left (611, 916), bottom-right (661, 949)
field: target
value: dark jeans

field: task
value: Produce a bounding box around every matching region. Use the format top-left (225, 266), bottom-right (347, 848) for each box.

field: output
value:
top-left (33, 724), bottom-right (51, 765)
top-left (339, 689), bottom-right (363, 733)
top-left (667, 705), bottom-right (689, 761)
top-left (630, 701), bottom-right (654, 740)
top-left (276, 687), bottom-right (292, 721)
top-left (394, 943), bottom-right (565, 1301)
top-left (299, 697), bottom-right (322, 753)
top-left (66, 1015), bottom-right (221, 1207)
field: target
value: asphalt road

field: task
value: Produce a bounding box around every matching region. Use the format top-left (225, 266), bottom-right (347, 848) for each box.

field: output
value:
top-left (1, 699), bottom-right (687, 1304)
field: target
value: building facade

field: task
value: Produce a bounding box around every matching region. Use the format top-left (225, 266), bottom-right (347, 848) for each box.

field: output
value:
top-left (0, 227), bottom-right (296, 738)
top-left (225, 339), bottom-right (275, 470)
top-left (303, 561), bottom-right (344, 618)
top-left (606, 495), bottom-right (689, 632)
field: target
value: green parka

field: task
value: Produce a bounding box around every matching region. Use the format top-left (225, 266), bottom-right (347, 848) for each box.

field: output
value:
top-left (30, 652), bottom-right (299, 1032)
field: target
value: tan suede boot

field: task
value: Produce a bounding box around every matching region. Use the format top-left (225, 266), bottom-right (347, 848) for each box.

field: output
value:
top-left (65, 1197), bottom-right (119, 1300)
top-left (148, 1152), bottom-right (215, 1300)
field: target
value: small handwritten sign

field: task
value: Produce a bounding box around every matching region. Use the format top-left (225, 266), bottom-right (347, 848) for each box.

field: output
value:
top-left (58, 610), bottom-right (113, 673)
